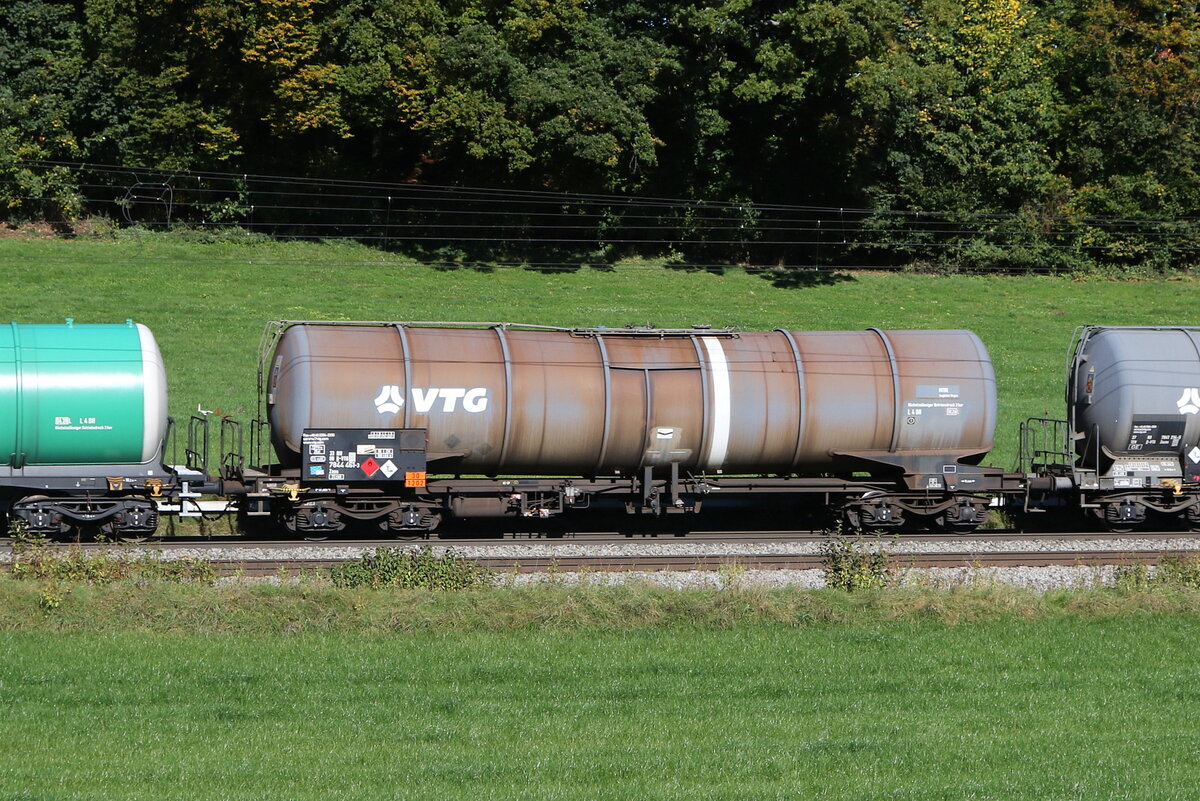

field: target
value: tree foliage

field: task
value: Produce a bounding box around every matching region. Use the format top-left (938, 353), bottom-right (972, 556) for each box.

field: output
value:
top-left (2, 0), bottom-right (1199, 271)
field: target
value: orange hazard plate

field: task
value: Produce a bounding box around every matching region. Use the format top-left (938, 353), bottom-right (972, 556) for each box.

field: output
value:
top-left (405, 472), bottom-right (427, 488)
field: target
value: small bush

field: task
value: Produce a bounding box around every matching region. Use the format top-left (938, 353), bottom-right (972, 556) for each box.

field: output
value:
top-left (37, 582), bottom-right (65, 612)
top-left (979, 510), bottom-right (1012, 530)
top-left (716, 562), bottom-right (749, 591)
top-left (8, 517), bottom-right (45, 549)
top-left (1153, 555), bottom-right (1200, 589)
top-left (1113, 562), bottom-right (1152, 591)
top-left (822, 529), bottom-right (893, 592)
top-left (1113, 555), bottom-right (1200, 591)
top-left (330, 547), bottom-right (491, 590)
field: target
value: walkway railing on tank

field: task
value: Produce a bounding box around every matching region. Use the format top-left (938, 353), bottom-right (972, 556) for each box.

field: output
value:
top-left (1019, 417), bottom-right (1072, 475)
top-left (185, 413), bottom-right (249, 482)
top-left (186, 414), bottom-right (209, 475)
top-left (219, 418), bottom-right (245, 481)
top-left (249, 419), bottom-right (272, 474)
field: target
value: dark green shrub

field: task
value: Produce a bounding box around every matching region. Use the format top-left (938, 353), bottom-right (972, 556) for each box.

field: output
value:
top-left (330, 547), bottom-right (491, 590)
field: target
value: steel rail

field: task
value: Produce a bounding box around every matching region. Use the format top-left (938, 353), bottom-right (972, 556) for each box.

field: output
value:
top-left (199, 550), bottom-right (1182, 578)
top-left (6, 528), bottom-right (1200, 550)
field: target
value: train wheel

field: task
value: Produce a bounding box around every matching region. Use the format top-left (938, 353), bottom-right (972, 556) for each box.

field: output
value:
top-left (1092, 500), bottom-right (1147, 534)
top-left (380, 507), bottom-right (441, 538)
top-left (288, 503), bottom-right (346, 536)
top-left (932, 517), bottom-right (981, 535)
top-left (842, 494), bottom-right (905, 534)
top-left (1090, 509), bottom-right (1134, 534)
top-left (936, 499), bottom-right (990, 535)
top-left (10, 495), bottom-right (68, 539)
top-left (1184, 505), bottom-right (1200, 534)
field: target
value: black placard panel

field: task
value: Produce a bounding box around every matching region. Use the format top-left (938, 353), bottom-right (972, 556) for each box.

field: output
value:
top-left (301, 429), bottom-right (426, 483)
top-left (1126, 417), bottom-right (1186, 453)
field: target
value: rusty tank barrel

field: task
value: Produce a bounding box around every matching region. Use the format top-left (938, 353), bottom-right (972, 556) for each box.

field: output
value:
top-left (265, 323), bottom-right (996, 475)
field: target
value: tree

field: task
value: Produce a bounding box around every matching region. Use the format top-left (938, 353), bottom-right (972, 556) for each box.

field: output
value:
top-left (851, 0), bottom-right (1060, 213)
top-left (1046, 0), bottom-right (1200, 270)
top-left (0, 0), bottom-right (86, 218)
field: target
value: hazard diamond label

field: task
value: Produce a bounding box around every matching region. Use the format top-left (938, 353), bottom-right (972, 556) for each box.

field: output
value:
top-left (379, 460), bottom-right (398, 478)
top-left (360, 457), bottom-right (380, 477)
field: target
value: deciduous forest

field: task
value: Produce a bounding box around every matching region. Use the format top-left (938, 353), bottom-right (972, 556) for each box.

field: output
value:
top-left (3, 0), bottom-right (1198, 271)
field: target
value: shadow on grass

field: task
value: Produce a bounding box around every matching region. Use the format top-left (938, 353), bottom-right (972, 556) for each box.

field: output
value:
top-left (419, 243), bottom-right (611, 274)
top-left (751, 267), bottom-right (857, 289)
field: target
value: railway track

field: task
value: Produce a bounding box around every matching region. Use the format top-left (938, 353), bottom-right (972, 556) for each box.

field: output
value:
top-left (7, 527), bottom-right (1200, 549)
top-left (5, 530), bottom-right (1200, 580)
top-left (203, 549), bottom-right (1182, 578)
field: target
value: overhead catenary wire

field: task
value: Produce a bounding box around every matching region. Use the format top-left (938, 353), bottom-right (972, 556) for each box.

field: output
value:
top-left (19, 159), bottom-right (1200, 232)
top-left (22, 189), bottom-right (1200, 237)
top-left (25, 159), bottom-right (1200, 224)
top-left (30, 159), bottom-right (1200, 225)
top-left (7, 160), bottom-right (1200, 272)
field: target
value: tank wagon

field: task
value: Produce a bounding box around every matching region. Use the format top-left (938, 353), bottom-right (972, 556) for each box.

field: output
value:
top-left (1023, 326), bottom-right (1200, 531)
top-left (245, 321), bottom-right (1017, 534)
top-left (0, 320), bottom-right (194, 536)
top-left (18, 318), bottom-right (1199, 540)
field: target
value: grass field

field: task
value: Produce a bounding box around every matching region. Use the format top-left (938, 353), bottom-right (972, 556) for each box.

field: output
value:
top-left (5, 614), bottom-right (1200, 799)
top-left (8, 231), bottom-right (1200, 799)
top-left (5, 229), bottom-right (1200, 467)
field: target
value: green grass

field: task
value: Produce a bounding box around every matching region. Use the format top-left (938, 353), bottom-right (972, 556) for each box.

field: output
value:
top-left (6, 579), bottom-right (1200, 633)
top-left (9, 232), bottom-right (1200, 799)
top-left (6, 230), bottom-right (1200, 468)
top-left (4, 614), bottom-right (1200, 799)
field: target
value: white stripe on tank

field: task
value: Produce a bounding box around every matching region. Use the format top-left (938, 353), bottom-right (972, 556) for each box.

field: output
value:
top-left (702, 337), bottom-right (731, 470)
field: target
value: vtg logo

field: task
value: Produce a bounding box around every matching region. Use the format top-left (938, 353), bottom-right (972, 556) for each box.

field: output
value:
top-left (374, 385), bottom-right (489, 414)
top-left (1178, 387), bottom-right (1200, 415)
top-left (374, 386), bottom-right (404, 414)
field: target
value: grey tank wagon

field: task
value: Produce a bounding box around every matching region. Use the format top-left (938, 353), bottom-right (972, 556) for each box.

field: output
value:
top-left (1038, 326), bottom-right (1200, 531)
